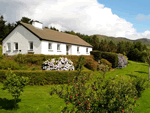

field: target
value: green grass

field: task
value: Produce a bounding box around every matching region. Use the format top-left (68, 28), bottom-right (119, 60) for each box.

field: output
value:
top-left (0, 60), bottom-right (150, 112)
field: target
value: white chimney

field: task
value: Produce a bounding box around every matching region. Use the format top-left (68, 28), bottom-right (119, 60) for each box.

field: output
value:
top-left (32, 21), bottom-right (43, 29)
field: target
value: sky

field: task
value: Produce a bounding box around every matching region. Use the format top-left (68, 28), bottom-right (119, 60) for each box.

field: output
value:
top-left (0, 0), bottom-right (150, 40)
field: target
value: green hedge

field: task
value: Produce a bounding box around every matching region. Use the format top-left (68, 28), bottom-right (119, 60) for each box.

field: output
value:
top-left (0, 70), bottom-right (92, 85)
top-left (90, 51), bottom-right (118, 68)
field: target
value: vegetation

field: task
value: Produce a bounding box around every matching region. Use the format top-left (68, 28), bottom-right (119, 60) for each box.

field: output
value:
top-left (0, 60), bottom-right (149, 112)
top-left (2, 69), bottom-right (29, 108)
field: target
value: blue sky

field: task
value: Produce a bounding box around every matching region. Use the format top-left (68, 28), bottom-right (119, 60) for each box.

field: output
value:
top-left (97, 0), bottom-right (150, 33)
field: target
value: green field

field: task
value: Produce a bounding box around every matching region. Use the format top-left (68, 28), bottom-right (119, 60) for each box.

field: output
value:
top-left (0, 60), bottom-right (150, 113)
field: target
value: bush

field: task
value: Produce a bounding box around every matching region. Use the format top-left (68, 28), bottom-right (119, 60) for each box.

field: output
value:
top-left (50, 75), bottom-right (138, 112)
top-left (0, 59), bottom-right (19, 70)
top-left (90, 50), bottom-right (101, 61)
top-left (85, 57), bottom-right (98, 71)
top-left (0, 70), bottom-right (92, 85)
top-left (10, 54), bottom-right (95, 70)
top-left (100, 59), bottom-right (112, 69)
top-left (2, 69), bottom-right (29, 107)
top-left (75, 56), bottom-right (85, 75)
top-left (132, 77), bottom-right (146, 97)
top-left (101, 51), bottom-right (118, 68)
top-left (91, 50), bottom-right (118, 68)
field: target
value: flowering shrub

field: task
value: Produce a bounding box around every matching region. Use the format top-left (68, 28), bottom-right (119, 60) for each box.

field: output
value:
top-left (50, 74), bottom-right (138, 112)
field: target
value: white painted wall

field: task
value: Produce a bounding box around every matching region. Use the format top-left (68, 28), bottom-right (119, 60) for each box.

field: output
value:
top-left (41, 40), bottom-right (66, 55)
top-left (41, 41), bottom-right (92, 55)
top-left (71, 45), bottom-right (92, 55)
top-left (2, 25), bottom-right (41, 55)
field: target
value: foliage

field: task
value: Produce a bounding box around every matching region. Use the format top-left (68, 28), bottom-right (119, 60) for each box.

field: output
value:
top-left (2, 69), bottom-right (29, 106)
top-left (0, 70), bottom-right (92, 85)
top-left (84, 57), bottom-right (98, 71)
top-left (90, 50), bottom-right (101, 61)
top-left (0, 59), bottom-right (19, 70)
top-left (75, 56), bottom-right (85, 75)
top-left (50, 74), bottom-right (138, 112)
top-left (132, 77), bottom-right (146, 97)
top-left (91, 50), bottom-right (118, 68)
top-left (100, 58), bottom-right (112, 69)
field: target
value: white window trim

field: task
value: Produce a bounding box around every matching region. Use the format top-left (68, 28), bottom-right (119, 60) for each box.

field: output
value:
top-left (57, 43), bottom-right (61, 52)
top-left (29, 41), bottom-right (33, 51)
top-left (7, 43), bottom-right (11, 52)
top-left (14, 42), bottom-right (18, 51)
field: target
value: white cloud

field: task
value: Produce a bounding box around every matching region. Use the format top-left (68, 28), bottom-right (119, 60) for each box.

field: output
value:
top-left (1, 0), bottom-right (150, 40)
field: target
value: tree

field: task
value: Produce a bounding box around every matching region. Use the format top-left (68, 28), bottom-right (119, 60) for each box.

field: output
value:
top-left (0, 15), bottom-right (9, 41)
top-left (91, 35), bottom-right (99, 50)
top-left (50, 26), bottom-right (59, 31)
top-left (15, 17), bottom-right (33, 26)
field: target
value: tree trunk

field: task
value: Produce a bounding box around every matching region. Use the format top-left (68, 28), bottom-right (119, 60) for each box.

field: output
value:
top-left (149, 64), bottom-right (150, 81)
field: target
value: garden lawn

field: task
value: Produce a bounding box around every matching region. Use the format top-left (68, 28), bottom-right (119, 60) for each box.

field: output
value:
top-left (0, 60), bottom-right (150, 112)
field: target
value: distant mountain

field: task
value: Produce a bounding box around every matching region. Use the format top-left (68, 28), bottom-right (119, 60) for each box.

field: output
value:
top-left (94, 34), bottom-right (150, 47)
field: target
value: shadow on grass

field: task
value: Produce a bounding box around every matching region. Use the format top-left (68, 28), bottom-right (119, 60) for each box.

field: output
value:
top-left (0, 98), bottom-right (21, 110)
top-left (134, 71), bottom-right (148, 74)
top-left (126, 74), bottom-right (137, 78)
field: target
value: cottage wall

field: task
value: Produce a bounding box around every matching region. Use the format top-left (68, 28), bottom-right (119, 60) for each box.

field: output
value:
top-left (2, 25), bottom-right (41, 55)
top-left (41, 40), bottom-right (66, 55)
top-left (41, 40), bottom-right (92, 55)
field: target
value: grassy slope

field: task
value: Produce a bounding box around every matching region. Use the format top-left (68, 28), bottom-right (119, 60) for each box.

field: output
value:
top-left (0, 60), bottom-right (150, 112)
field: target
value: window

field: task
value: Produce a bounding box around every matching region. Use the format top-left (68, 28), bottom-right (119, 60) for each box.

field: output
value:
top-left (57, 44), bottom-right (60, 50)
top-left (7, 43), bottom-right (11, 51)
top-left (14, 42), bottom-right (18, 50)
top-left (77, 47), bottom-right (79, 52)
top-left (29, 42), bottom-right (33, 50)
top-left (86, 48), bottom-right (88, 53)
top-left (48, 43), bottom-right (52, 49)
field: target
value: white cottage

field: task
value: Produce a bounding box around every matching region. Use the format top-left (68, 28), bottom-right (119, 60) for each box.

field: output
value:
top-left (2, 21), bottom-right (93, 56)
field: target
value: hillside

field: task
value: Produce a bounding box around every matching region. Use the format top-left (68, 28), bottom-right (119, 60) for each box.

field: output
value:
top-left (94, 34), bottom-right (150, 46)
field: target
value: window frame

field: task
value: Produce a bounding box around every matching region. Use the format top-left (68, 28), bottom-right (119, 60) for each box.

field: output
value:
top-left (14, 42), bottom-right (18, 51)
top-left (57, 44), bottom-right (60, 51)
top-left (48, 43), bottom-right (52, 50)
top-left (7, 43), bottom-right (11, 51)
top-left (29, 41), bottom-right (33, 51)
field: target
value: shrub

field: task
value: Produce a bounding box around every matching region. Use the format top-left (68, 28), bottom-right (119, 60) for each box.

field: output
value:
top-left (132, 77), bottom-right (146, 97)
top-left (101, 51), bottom-right (118, 68)
top-left (2, 69), bottom-right (29, 107)
top-left (0, 70), bottom-right (92, 85)
top-left (85, 57), bottom-right (98, 71)
top-left (9, 54), bottom-right (95, 70)
top-left (90, 50), bottom-right (101, 61)
top-left (75, 56), bottom-right (85, 75)
top-left (50, 75), bottom-right (138, 112)
top-left (0, 59), bottom-right (19, 70)
top-left (90, 50), bottom-right (118, 68)
top-left (14, 54), bottom-right (27, 63)
top-left (100, 59), bottom-right (112, 69)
